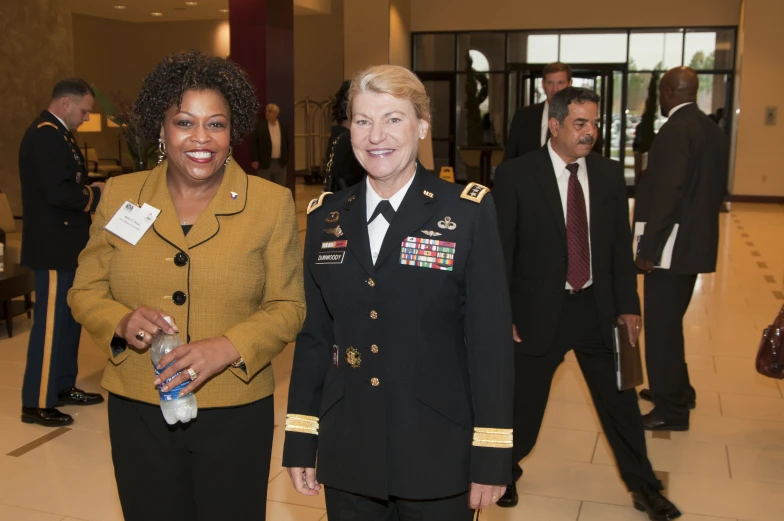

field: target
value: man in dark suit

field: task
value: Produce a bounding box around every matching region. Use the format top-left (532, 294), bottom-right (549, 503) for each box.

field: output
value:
top-left (503, 62), bottom-right (572, 162)
top-left (494, 87), bottom-right (681, 521)
top-left (19, 78), bottom-right (105, 427)
top-left (250, 103), bottom-right (289, 186)
top-left (634, 67), bottom-right (729, 431)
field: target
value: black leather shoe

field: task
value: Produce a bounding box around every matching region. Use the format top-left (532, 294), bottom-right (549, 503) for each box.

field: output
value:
top-left (57, 387), bottom-right (104, 406)
top-left (632, 484), bottom-right (682, 520)
top-left (642, 410), bottom-right (689, 432)
top-left (639, 389), bottom-right (695, 410)
top-left (496, 481), bottom-right (518, 508)
top-left (21, 407), bottom-right (74, 427)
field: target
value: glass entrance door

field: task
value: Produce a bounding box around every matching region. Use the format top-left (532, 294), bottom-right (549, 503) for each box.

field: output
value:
top-left (419, 73), bottom-right (456, 174)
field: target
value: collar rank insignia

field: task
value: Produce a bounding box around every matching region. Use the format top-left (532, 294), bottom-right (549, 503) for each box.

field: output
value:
top-left (423, 190), bottom-right (434, 199)
top-left (324, 225), bottom-right (344, 237)
top-left (422, 229), bottom-right (442, 237)
top-left (438, 216), bottom-right (457, 230)
top-left (345, 347), bottom-right (361, 369)
top-left (347, 194), bottom-right (357, 203)
top-left (325, 211), bottom-right (339, 223)
top-left (460, 182), bottom-right (490, 203)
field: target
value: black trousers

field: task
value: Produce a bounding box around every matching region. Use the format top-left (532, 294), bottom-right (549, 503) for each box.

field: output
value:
top-left (325, 487), bottom-right (475, 521)
top-left (643, 271), bottom-right (698, 422)
top-left (108, 394), bottom-right (274, 521)
top-left (22, 270), bottom-right (81, 408)
top-left (511, 290), bottom-right (660, 492)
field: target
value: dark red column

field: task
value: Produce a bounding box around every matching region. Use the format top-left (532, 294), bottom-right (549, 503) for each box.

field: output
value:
top-left (229, 0), bottom-right (295, 195)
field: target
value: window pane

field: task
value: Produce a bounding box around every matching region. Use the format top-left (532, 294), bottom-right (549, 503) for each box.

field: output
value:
top-left (559, 33), bottom-right (627, 63)
top-left (684, 29), bottom-right (734, 70)
top-left (458, 33), bottom-right (505, 71)
top-left (629, 31), bottom-right (683, 70)
top-left (455, 72), bottom-right (504, 180)
top-left (527, 34), bottom-right (559, 64)
top-left (414, 33), bottom-right (455, 71)
top-left (696, 74), bottom-right (729, 119)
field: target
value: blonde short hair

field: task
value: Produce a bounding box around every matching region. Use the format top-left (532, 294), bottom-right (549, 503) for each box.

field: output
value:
top-left (347, 65), bottom-right (431, 123)
top-left (266, 103), bottom-right (280, 113)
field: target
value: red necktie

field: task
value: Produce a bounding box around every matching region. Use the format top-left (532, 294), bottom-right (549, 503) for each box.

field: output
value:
top-left (566, 163), bottom-right (590, 290)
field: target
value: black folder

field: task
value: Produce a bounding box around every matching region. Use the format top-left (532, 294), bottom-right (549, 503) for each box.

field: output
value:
top-left (613, 323), bottom-right (644, 391)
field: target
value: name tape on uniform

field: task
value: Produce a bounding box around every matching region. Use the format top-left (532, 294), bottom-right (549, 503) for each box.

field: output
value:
top-left (316, 251), bottom-right (346, 264)
top-left (399, 236), bottom-right (456, 271)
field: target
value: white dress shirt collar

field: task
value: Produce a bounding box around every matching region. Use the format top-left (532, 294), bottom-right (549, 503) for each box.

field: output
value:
top-left (365, 165), bottom-right (416, 220)
top-left (546, 140), bottom-right (587, 177)
top-left (47, 111), bottom-right (69, 132)
top-left (668, 102), bottom-right (694, 118)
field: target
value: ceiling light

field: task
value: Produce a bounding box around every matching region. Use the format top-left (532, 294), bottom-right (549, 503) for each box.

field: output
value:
top-left (113, 5), bottom-right (126, 9)
top-left (151, 12), bottom-right (163, 16)
top-left (185, 1), bottom-right (198, 5)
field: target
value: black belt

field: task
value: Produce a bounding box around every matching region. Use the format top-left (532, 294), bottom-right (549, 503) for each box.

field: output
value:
top-left (565, 285), bottom-right (593, 295)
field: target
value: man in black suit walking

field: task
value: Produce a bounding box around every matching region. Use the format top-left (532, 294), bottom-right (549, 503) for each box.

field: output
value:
top-left (634, 67), bottom-right (729, 431)
top-left (503, 62), bottom-right (572, 162)
top-left (494, 87), bottom-right (681, 521)
top-left (250, 103), bottom-right (289, 186)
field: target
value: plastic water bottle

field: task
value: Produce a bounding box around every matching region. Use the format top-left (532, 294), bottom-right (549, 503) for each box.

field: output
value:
top-left (150, 318), bottom-right (198, 425)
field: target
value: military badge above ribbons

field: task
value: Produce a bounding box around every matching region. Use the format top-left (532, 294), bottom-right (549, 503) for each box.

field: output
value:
top-left (400, 236), bottom-right (456, 271)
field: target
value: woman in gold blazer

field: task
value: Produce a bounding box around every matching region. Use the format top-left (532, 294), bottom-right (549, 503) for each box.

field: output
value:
top-left (67, 51), bottom-right (305, 521)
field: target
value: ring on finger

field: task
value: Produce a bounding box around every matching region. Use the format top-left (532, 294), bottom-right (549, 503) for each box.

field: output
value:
top-left (135, 330), bottom-right (146, 341)
top-left (187, 368), bottom-right (198, 381)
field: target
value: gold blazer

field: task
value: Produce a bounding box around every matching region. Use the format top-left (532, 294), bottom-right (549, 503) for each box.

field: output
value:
top-left (68, 161), bottom-right (305, 408)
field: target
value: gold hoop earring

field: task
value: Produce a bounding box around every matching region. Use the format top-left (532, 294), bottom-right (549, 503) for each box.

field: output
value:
top-left (157, 139), bottom-right (166, 164)
top-left (224, 146), bottom-right (232, 167)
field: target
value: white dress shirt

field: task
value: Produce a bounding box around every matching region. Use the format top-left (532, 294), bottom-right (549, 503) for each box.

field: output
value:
top-left (366, 169), bottom-right (415, 265)
top-left (48, 111), bottom-right (68, 131)
top-left (540, 101), bottom-right (550, 146)
top-left (268, 120), bottom-right (281, 159)
top-left (547, 141), bottom-right (593, 289)
top-left (668, 102), bottom-right (694, 118)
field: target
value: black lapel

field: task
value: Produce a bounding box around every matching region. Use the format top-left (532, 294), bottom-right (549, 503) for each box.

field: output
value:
top-left (339, 181), bottom-right (375, 276)
top-left (585, 153), bottom-right (603, 255)
top-left (532, 148), bottom-right (566, 238)
top-left (375, 169), bottom-right (440, 269)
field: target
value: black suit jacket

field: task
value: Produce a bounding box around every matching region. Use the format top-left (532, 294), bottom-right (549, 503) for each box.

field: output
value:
top-left (503, 102), bottom-right (546, 162)
top-left (634, 103), bottom-right (729, 274)
top-left (494, 148), bottom-right (639, 354)
top-left (283, 171), bottom-right (514, 500)
top-left (249, 119), bottom-right (289, 169)
top-left (324, 125), bottom-right (365, 192)
top-left (18, 110), bottom-right (100, 271)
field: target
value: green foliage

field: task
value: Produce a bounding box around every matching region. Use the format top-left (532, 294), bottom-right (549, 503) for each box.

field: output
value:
top-left (637, 73), bottom-right (659, 154)
top-left (464, 52), bottom-right (483, 146)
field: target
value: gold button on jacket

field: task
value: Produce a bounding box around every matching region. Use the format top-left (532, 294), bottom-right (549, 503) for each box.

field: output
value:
top-left (68, 161), bottom-right (306, 408)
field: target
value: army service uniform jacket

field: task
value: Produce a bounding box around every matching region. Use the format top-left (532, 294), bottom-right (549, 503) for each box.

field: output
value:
top-left (19, 110), bottom-right (100, 270)
top-left (282, 169), bottom-right (514, 500)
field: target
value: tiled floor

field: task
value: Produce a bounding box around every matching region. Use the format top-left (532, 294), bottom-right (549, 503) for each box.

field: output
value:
top-left (0, 183), bottom-right (782, 521)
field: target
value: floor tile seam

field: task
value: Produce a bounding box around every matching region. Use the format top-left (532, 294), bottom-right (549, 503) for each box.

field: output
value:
top-left (579, 497), bottom-right (739, 519)
top-left (0, 497), bottom-right (73, 519)
top-left (265, 498), bottom-right (326, 511)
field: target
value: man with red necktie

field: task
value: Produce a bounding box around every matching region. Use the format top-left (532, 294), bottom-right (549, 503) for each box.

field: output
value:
top-left (493, 87), bottom-right (681, 521)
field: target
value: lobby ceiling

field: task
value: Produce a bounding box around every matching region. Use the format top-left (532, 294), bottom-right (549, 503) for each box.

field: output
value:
top-left (70, 0), bottom-right (331, 22)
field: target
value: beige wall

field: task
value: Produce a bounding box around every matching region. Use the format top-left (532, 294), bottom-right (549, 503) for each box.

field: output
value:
top-left (732, 0), bottom-right (784, 196)
top-left (344, 0), bottom-right (390, 78)
top-left (0, 0), bottom-right (75, 216)
top-left (389, 0), bottom-right (411, 68)
top-left (411, 0), bottom-right (741, 32)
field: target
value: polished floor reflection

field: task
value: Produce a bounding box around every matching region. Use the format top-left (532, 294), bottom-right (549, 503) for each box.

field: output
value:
top-left (0, 183), bottom-right (782, 521)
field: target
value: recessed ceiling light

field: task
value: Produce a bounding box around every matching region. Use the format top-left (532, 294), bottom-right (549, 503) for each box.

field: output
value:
top-left (113, 5), bottom-right (126, 9)
top-left (219, 9), bottom-right (229, 13)
top-left (151, 12), bottom-right (163, 16)
top-left (185, 1), bottom-right (198, 5)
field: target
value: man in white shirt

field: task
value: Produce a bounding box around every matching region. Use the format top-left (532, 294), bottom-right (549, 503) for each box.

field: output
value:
top-left (503, 62), bottom-right (572, 162)
top-left (250, 103), bottom-right (289, 186)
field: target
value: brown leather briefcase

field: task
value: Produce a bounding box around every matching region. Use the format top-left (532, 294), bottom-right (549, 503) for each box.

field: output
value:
top-left (755, 303), bottom-right (784, 379)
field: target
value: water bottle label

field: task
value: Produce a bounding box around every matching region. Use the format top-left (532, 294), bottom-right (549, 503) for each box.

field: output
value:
top-left (153, 362), bottom-right (190, 401)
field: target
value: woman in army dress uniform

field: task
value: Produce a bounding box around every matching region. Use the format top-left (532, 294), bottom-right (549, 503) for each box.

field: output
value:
top-left (283, 64), bottom-right (514, 520)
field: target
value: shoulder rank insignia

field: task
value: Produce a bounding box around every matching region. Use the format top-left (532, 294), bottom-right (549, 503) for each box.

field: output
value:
top-left (307, 191), bottom-right (333, 215)
top-left (460, 182), bottom-right (490, 204)
top-left (37, 122), bottom-right (59, 130)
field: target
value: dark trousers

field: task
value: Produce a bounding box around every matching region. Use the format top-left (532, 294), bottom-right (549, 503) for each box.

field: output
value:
top-left (511, 290), bottom-right (660, 492)
top-left (22, 270), bottom-right (81, 408)
top-left (643, 271), bottom-right (698, 422)
top-left (325, 487), bottom-right (474, 521)
top-left (108, 394), bottom-right (274, 521)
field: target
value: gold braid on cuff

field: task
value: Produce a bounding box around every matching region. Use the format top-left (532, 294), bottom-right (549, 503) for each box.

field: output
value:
top-left (472, 427), bottom-right (513, 449)
top-left (285, 414), bottom-right (319, 435)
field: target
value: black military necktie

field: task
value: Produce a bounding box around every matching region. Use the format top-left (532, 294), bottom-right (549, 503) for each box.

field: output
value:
top-left (368, 200), bottom-right (395, 224)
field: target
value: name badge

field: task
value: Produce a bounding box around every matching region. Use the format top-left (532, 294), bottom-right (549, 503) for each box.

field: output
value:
top-left (105, 201), bottom-right (161, 245)
top-left (316, 251), bottom-right (346, 264)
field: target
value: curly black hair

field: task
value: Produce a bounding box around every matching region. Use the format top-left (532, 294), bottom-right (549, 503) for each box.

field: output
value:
top-left (331, 80), bottom-right (351, 124)
top-left (133, 50), bottom-right (258, 145)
